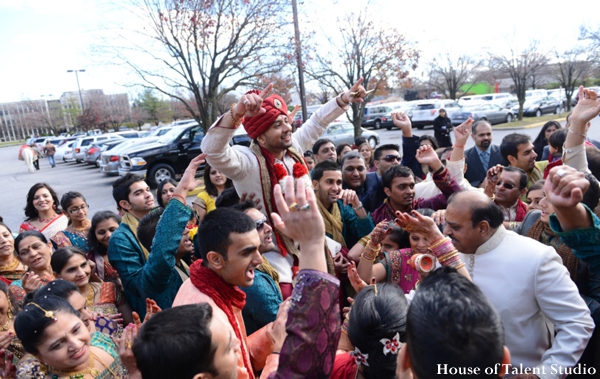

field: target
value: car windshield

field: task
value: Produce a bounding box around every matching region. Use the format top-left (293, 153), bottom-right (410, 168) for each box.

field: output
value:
top-left (416, 104), bottom-right (436, 110)
top-left (157, 126), bottom-right (187, 143)
top-left (523, 99), bottom-right (542, 107)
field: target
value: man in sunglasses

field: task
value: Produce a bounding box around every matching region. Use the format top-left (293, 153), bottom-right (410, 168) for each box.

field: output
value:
top-left (374, 144), bottom-right (403, 178)
top-left (233, 201), bottom-right (284, 334)
top-left (483, 166), bottom-right (528, 230)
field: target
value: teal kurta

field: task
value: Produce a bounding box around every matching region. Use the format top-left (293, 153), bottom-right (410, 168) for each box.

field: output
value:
top-left (240, 270), bottom-right (283, 335)
top-left (325, 200), bottom-right (375, 247)
top-left (108, 200), bottom-right (191, 318)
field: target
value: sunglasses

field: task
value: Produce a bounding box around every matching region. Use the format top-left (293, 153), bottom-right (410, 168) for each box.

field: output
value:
top-left (255, 217), bottom-right (268, 231)
top-left (381, 155), bottom-right (402, 163)
top-left (496, 181), bottom-right (517, 190)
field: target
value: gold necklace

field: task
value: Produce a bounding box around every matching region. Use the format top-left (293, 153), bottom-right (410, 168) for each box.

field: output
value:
top-left (47, 353), bottom-right (100, 378)
top-left (0, 315), bottom-right (10, 331)
top-left (0, 258), bottom-right (20, 272)
top-left (68, 220), bottom-right (91, 233)
top-left (85, 284), bottom-right (95, 307)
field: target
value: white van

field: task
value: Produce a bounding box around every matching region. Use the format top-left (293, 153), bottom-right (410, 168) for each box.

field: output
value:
top-left (72, 135), bottom-right (124, 163)
top-left (525, 90), bottom-right (547, 99)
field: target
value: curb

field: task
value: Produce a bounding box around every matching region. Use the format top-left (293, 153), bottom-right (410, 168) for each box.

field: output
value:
top-left (493, 117), bottom-right (566, 131)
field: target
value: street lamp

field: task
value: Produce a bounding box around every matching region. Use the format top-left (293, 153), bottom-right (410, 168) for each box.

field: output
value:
top-left (40, 94), bottom-right (54, 132)
top-left (67, 69), bottom-right (86, 113)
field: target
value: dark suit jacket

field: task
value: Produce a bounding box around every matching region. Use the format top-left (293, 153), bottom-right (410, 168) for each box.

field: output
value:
top-left (464, 144), bottom-right (507, 187)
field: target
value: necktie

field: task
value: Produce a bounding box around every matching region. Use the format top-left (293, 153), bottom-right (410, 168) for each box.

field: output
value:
top-left (480, 151), bottom-right (490, 170)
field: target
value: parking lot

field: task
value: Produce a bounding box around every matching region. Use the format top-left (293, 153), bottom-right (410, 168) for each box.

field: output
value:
top-left (1, 114), bottom-right (599, 232)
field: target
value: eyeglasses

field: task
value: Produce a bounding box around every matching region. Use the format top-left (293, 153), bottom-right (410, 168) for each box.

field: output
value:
top-left (496, 182), bottom-right (517, 190)
top-left (255, 217), bottom-right (268, 231)
top-left (381, 155), bottom-right (402, 163)
top-left (68, 204), bottom-right (89, 214)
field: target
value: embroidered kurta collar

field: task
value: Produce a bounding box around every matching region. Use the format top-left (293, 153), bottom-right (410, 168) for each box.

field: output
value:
top-left (474, 226), bottom-right (506, 256)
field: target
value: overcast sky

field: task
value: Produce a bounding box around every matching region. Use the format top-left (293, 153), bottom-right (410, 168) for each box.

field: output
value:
top-left (0, 0), bottom-right (598, 103)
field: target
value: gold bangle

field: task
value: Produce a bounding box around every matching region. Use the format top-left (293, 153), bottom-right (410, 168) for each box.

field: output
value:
top-left (230, 103), bottom-right (242, 128)
top-left (437, 251), bottom-right (457, 263)
top-left (361, 252), bottom-right (377, 262)
top-left (455, 262), bottom-right (466, 270)
top-left (430, 237), bottom-right (449, 250)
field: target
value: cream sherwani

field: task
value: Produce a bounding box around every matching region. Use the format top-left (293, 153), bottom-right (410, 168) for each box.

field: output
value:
top-left (459, 227), bottom-right (593, 379)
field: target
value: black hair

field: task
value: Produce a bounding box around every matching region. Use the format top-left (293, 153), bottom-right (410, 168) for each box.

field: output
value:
top-left (502, 166), bottom-right (527, 189)
top-left (15, 295), bottom-right (79, 355)
top-left (471, 120), bottom-right (491, 135)
top-left (340, 151), bottom-right (365, 168)
top-left (137, 208), bottom-right (165, 252)
top-left (548, 128), bottom-right (567, 152)
top-left (586, 146), bottom-right (600, 181)
top-left (133, 303), bottom-right (218, 379)
top-left (355, 136), bottom-right (367, 147)
top-left (407, 267), bottom-right (505, 379)
top-left (0, 222), bottom-right (13, 236)
top-left (384, 224), bottom-right (410, 249)
top-left (311, 160), bottom-right (340, 182)
top-left (87, 211), bottom-right (121, 256)
top-left (24, 183), bottom-right (62, 221)
top-left (214, 187), bottom-right (240, 208)
top-left (526, 180), bottom-right (545, 198)
top-left (382, 165), bottom-right (414, 190)
top-left (374, 144), bottom-right (401, 161)
top-left (582, 173), bottom-right (600, 211)
top-left (533, 121), bottom-right (562, 158)
top-left (231, 201), bottom-right (256, 214)
top-left (14, 230), bottom-right (48, 256)
top-left (196, 207), bottom-right (255, 262)
top-left (303, 150), bottom-right (314, 158)
top-left (112, 173), bottom-right (146, 207)
top-left (347, 284), bottom-right (408, 379)
top-left (203, 164), bottom-right (233, 198)
top-left (157, 179), bottom-right (178, 208)
top-left (500, 133), bottom-right (531, 162)
top-left (51, 246), bottom-right (88, 275)
top-left (312, 139), bottom-right (335, 155)
top-left (419, 135), bottom-right (439, 150)
top-left (60, 191), bottom-right (86, 214)
top-left (336, 143), bottom-right (352, 164)
top-left (33, 280), bottom-right (80, 303)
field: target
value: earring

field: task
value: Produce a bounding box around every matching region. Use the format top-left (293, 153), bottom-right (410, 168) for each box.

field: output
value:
top-left (53, 204), bottom-right (57, 210)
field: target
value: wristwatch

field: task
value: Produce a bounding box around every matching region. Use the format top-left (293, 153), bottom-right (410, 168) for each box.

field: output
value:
top-left (353, 202), bottom-right (364, 212)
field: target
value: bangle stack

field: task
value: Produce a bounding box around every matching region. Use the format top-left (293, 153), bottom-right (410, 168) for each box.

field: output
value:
top-left (361, 242), bottom-right (380, 262)
top-left (429, 237), bottom-right (465, 270)
top-left (230, 103), bottom-right (242, 128)
top-left (358, 236), bottom-right (370, 248)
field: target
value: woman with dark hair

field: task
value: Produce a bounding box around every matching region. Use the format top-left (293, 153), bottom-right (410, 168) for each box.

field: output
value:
top-left (192, 164), bottom-right (232, 221)
top-left (51, 246), bottom-right (133, 326)
top-left (157, 178), bottom-right (178, 208)
top-left (19, 183), bottom-right (68, 241)
top-left (418, 135), bottom-right (439, 150)
top-left (87, 211), bottom-right (121, 282)
top-left (14, 296), bottom-right (129, 378)
top-left (358, 143), bottom-right (377, 172)
top-left (9, 231), bottom-right (55, 304)
top-left (0, 280), bottom-right (23, 361)
top-left (51, 191), bottom-right (91, 251)
top-left (432, 109), bottom-right (453, 147)
top-left (532, 120), bottom-right (561, 161)
top-left (525, 180), bottom-right (545, 213)
top-left (0, 222), bottom-right (26, 283)
top-left (336, 143), bottom-right (352, 165)
top-left (331, 283), bottom-right (408, 379)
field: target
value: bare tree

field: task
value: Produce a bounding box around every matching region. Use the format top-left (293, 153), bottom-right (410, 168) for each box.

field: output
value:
top-left (580, 25), bottom-right (600, 52)
top-left (552, 47), bottom-right (594, 111)
top-left (103, 0), bottom-right (290, 132)
top-left (490, 41), bottom-right (548, 120)
top-left (428, 54), bottom-right (483, 100)
top-left (306, 10), bottom-right (419, 137)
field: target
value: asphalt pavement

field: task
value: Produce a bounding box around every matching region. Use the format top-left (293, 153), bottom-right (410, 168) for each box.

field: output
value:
top-left (1, 115), bottom-right (599, 232)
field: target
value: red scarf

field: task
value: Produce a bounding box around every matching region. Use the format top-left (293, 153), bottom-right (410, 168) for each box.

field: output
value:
top-left (189, 260), bottom-right (254, 378)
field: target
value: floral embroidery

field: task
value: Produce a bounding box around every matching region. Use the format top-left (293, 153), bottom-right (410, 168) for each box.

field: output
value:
top-left (380, 333), bottom-right (402, 355)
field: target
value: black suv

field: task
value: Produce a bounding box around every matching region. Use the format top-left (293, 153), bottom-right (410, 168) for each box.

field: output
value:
top-left (118, 123), bottom-right (252, 187)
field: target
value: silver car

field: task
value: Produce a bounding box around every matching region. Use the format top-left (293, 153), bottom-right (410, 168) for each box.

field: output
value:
top-left (320, 122), bottom-right (379, 149)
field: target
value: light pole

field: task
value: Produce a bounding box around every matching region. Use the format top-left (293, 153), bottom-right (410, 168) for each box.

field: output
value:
top-left (40, 95), bottom-right (53, 131)
top-left (67, 69), bottom-right (86, 113)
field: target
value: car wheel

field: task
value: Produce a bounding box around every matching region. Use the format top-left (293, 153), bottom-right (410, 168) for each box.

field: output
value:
top-left (554, 107), bottom-right (559, 114)
top-left (368, 136), bottom-right (377, 149)
top-left (374, 120), bottom-right (381, 130)
top-left (535, 109), bottom-right (542, 117)
top-left (416, 125), bottom-right (424, 130)
top-left (76, 159), bottom-right (82, 163)
top-left (148, 163), bottom-right (175, 188)
top-left (95, 158), bottom-right (100, 168)
top-left (505, 114), bottom-right (512, 123)
top-left (385, 124), bottom-right (392, 130)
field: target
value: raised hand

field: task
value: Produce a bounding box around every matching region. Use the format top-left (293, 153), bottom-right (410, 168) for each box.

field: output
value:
top-left (392, 112), bottom-right (411, 130)
top-left (116, 324), bottom-right (141, 378)
top-left (348, 261), bottom-right (367, 293)
top-left (174, 153), bottom-right (206, 197)
top-left (485, 164), bottom-right (503, 186)
top-left (338, 189), bottom-right (360, 208)
top-left (544, 165), bottom-right (589, 210)
top-left (431, 209), bottom-right (446, 225)
top-left (395, 210), bottom-right (444, 241)
top-left (415, 145), bottom-right (443, 171)
top-left (333, 254), bottom-right (349, 275)
top-left (342, 78), bottom-right (368, 104)
top-left (370, 221), bottom-right (391, 246)
top-left (571, 86), bottom-right (600, 126)
top-left (453, 119), bottom-right (473, 144)
top-left (234, 83), bottom-right (273, 118)
top-left (22, 272), bottom-right (42, 293)
top-left (240, 192), bottom-right (262, 211)
top-left (288, 104), bottom-right (301, 122)
top-left (0, 350), bottom-right (15, 379)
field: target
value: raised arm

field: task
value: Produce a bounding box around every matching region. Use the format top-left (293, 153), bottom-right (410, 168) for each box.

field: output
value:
top-left (449, 119), bottom-right (473, 163)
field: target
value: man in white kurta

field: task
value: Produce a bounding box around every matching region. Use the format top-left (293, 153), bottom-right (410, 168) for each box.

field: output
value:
top-left (444, 191), bottom-right (593, 379)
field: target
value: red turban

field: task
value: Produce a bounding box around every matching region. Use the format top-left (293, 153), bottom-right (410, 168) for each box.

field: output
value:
top-left (242, 90), bottom-right (288, 140)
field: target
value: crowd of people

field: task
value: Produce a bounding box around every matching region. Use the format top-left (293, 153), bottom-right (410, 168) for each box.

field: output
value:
top-left (0, 82), bottom-right (599, 379)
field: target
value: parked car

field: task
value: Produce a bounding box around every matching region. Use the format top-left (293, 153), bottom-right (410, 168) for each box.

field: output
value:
top-left (112, 130), bottom-right (145, 139)
top-left (451, 104), bottom-right (514, 126)
top-left (72, 135), bottom-right (123, 163)
top-left (71, 132), bottom-right (86, 138)
top-left (320, 122), bottom-right (379, 149)
top-left (292, 105), bottom-right (321, 129)
top-left (84, 139), bottom-right (131, 167)
top-left (361, 105), bottom-right (394, 130)
top-left (411, 100), bottom-right (461, 129)
top-left (381, 102), bottom-right (421, 130)
top-left (231, 127), bottom-right (252, 147)
top-left (63, 142), bottom-right (76, 163)
top-left (55, 141), bottom-right (75, 162)
top-left (100, 139), bottom-right (143, 176)
top-left (170, 119), bottom-right (197, 127)
top-left (511, 97), bottom-right (561, 117)
top-left (525, 90), bottom-right (547, 99)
